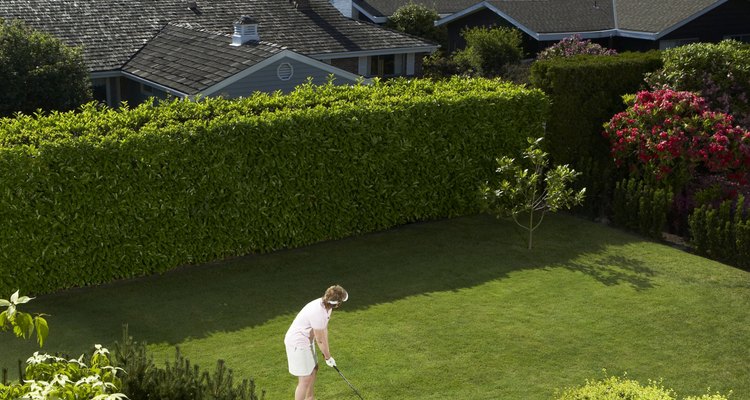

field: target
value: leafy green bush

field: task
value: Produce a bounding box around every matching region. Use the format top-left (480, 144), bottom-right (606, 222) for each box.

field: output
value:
top-left (689, 194), bottom-right (749, 269)
top-left (0, 77), bottom-right (548, 295)
top-left (113, 327), bottom-right (263, 400)
top-left (453, 26), bottom-right (524, 77)
top-left (612, 178), bottom-right (673, 239)
top-left (0, 291), bottom-right (48, 347)
top-left (0, 19), bottom-right (91, 117)
top-left (556, 374), bottom-right (731, 400)
top-left (646, 40), bottom-right (750, 128)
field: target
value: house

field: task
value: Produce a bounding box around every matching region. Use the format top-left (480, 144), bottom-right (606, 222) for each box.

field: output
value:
top-left (434, 0), bottom-right (750, 55)
top-left (331, 0), bottom-right (477, 23)
top-left (0, 0), bottom-right (438, 106)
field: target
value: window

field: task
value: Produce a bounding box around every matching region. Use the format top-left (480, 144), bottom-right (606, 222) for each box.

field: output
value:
top-left (370, 55), bottom-right (395, 76)
top-left (140, 83), bottom-right (154, 95)
top-left (91, 78), bottom-right (107, 104)
top-left (277, 62), bottom-right (294, 81)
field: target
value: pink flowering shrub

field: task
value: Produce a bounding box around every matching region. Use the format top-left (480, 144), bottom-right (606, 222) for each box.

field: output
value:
top-left (646, 40), bottom-right (750, 129)
top-left (537, 34), bottom-right (617, 60)
top-left (603, 89), bottom-right (750, 185)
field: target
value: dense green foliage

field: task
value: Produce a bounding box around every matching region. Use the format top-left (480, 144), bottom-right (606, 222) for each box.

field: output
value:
top-left (453, 26), bottom-right (524, 77)
top-left (646, 40), bottom-right (750, 127)
top-left (0, 77), bottom-right (548, 296)
top-left (113, 328), bottom-right (263, 400)
top-left (612, 178), bottom-right (673, 240)
top-left (530, 51), bottom-right (662, 166)
top-left (556, 374), bottom-right (730, 400)
top-left (689, 195), bottom-right (750, 269)
top-left (0, 19), bottom-right (91, 117)
top-left (385, 3), bottom-right (445, 45)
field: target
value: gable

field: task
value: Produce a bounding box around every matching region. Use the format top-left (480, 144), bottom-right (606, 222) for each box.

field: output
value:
top-left (207, 54), bottom-right (363, 97)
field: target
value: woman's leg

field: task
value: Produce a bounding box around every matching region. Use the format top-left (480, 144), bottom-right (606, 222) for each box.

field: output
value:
top-left (295, 366), bottom-right (318, 400)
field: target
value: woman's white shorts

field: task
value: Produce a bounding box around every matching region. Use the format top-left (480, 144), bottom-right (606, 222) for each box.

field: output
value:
top-left (286, 344), bottom-right (317, 376)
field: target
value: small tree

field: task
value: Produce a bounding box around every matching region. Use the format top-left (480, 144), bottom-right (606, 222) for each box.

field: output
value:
top-left (482, 137), bottom-right (586, 249)
top-left (0, 290), bottom-right (49, 347)
top-left (385, 3), bottom-right (446, 45)
top-left (453, 26), bottom-right (524, 77)
top-left (0, 19), bottom-right (91, 117)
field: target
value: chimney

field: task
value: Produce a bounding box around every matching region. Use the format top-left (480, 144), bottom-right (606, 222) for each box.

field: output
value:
top-left (230, 16), bottom-right (259, 46)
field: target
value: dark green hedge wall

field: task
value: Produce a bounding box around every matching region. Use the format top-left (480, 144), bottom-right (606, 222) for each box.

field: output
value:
top-left (529, 51), bottom-right (662, 166)
top-left (0, 78), bottom-right (549, 295)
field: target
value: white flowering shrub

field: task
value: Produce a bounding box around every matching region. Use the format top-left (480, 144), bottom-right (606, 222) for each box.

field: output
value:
top-left (0, 346), bottom-right (127, 400)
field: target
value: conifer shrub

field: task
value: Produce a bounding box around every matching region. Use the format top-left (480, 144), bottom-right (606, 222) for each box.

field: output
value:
top-left (112, 326), bottom-right (264, 400)
top-left (689, 194), bottom-right (749, 269)
top-left (612, 178), bottom-right (673, 239)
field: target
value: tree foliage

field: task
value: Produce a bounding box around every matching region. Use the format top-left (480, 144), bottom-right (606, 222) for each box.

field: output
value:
top-left (0, 19), bottom-right (91, 117)
top-left (385, 3), bottom-right (445, 45)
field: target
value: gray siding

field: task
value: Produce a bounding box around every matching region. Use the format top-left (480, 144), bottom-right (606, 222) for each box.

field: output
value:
top-left (216, 58), bottom-right (357, 98)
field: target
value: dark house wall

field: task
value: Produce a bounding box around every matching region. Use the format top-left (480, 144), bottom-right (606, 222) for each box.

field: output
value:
top-left (661, 0), bottom-right (750, 43)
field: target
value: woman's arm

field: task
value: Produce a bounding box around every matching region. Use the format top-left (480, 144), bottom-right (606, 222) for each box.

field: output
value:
top-left (313, 328), bottom-right (331, 360)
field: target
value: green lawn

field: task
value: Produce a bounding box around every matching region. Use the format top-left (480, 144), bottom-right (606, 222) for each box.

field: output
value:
top-left (1, 214), bottom-right (748, 399)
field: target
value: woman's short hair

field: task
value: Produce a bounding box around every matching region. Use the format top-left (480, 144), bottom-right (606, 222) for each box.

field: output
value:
top-left (323, 285), bottom-right (348, 306)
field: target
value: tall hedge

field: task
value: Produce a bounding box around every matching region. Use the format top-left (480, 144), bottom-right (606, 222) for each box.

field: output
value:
top-left (0, 77), bottom-right (548, 295)
top-left (529, 51), bottom-right (662, 218)
top-left (529, 51), bottom-right (662, 166)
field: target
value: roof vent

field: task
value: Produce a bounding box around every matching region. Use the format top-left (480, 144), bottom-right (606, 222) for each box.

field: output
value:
top-left (291, 0), bottom-right (310, 10)
top-left (231, 16), bottom-right (259, 46)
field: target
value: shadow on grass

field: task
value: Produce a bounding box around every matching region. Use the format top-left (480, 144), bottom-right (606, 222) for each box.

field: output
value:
top-left (0, 213), bottom-right (651, 368)
top-left (563, 254), bottom-right (656, 291)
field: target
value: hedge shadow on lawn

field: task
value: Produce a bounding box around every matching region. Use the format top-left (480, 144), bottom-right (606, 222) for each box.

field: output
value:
top-left (0, 213), bottom-right (649, 365)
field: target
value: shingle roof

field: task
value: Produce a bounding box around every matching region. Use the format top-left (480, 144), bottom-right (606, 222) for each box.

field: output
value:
top-left (122, 24), bottom-right (284, 95)
top-left (353, 0), bottom-right (480, 17)
top-left (488, 0), bottom-right (614, 34)
top-left (614, 0), bottom-right (721, 33)
top-left (440, 0), bottom-right (725, 36)
top-left (0, 0), bottom-right (436, 73)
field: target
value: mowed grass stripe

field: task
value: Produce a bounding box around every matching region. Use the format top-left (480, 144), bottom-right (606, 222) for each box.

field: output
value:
top-left (1, 214), bottom-right (747, 399)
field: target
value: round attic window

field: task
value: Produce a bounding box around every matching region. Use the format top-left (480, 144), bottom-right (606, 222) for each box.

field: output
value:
top-left (277, 62), bottom-right (294, 81)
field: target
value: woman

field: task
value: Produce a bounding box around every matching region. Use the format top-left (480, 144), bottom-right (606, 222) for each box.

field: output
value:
top-left (284, 285), bottom-right (348, 400)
